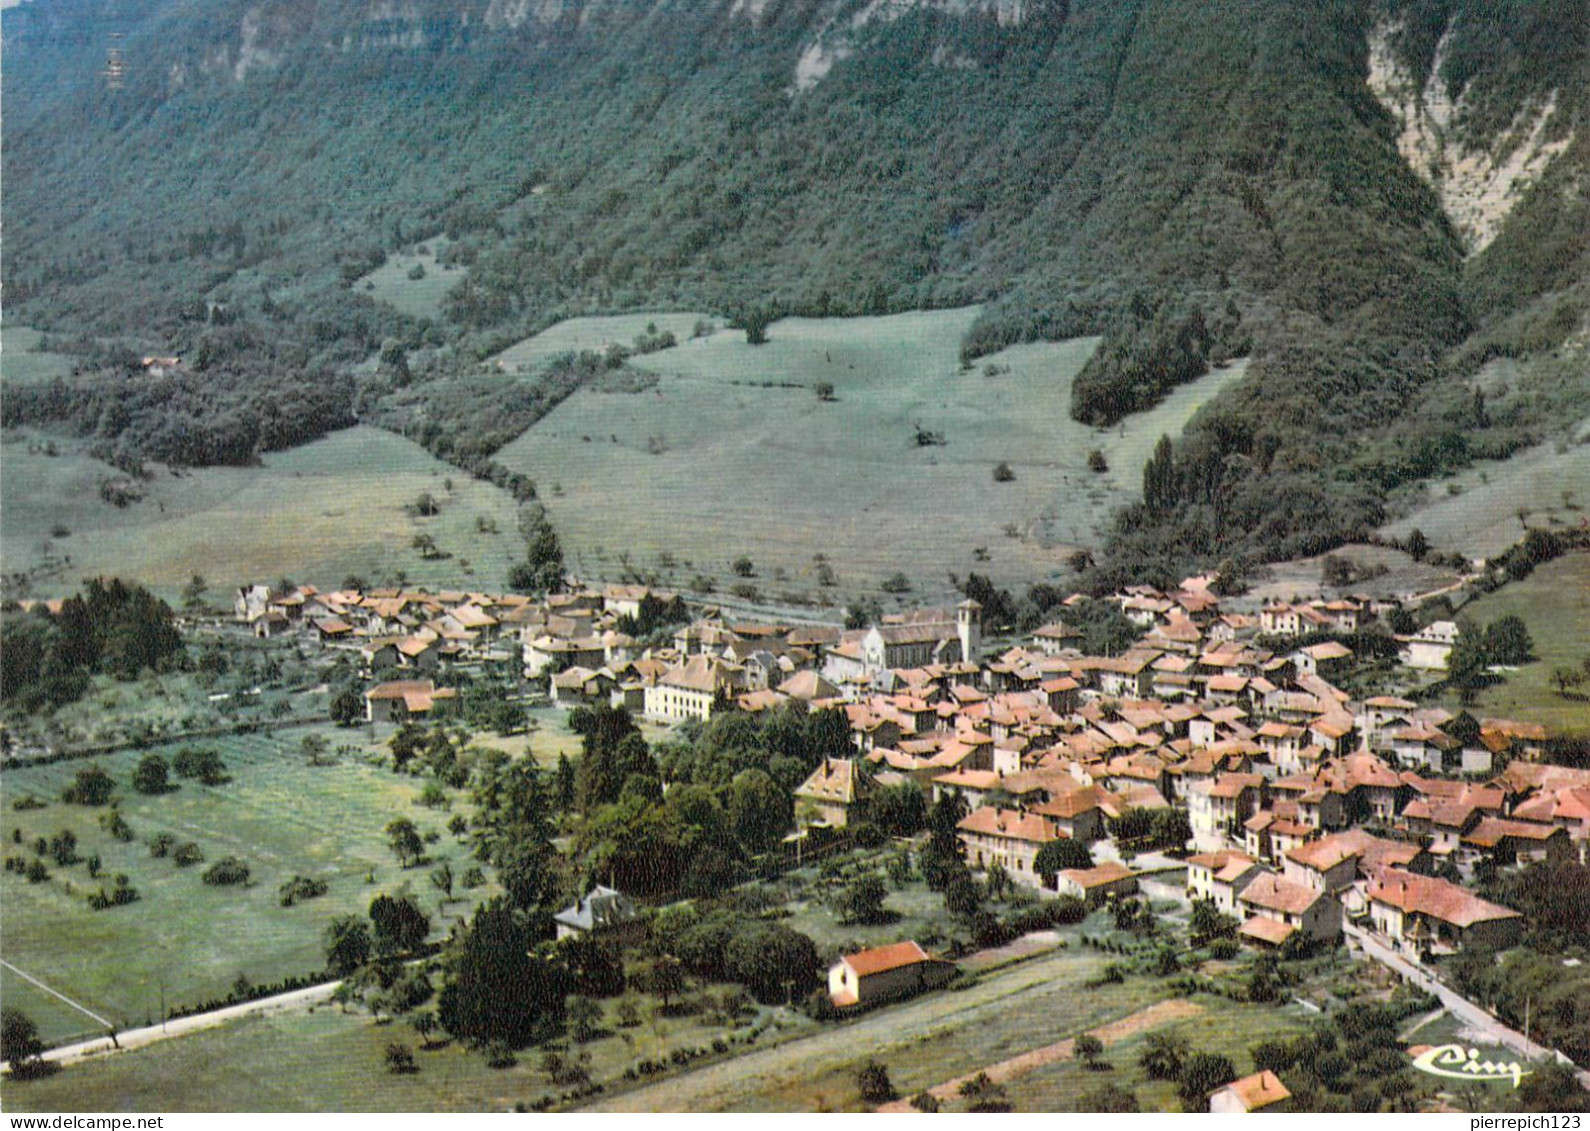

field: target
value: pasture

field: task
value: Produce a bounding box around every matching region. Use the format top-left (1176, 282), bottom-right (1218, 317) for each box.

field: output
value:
top-left (1380, 436), bottom-right (1590, 562)
top-left (494, 308), bottom-right (1249, 602)
top-left (0, 724), bottom-right (492, 1044)
top-left (487, 312), bottom-right (713, 374)
top-left (0, 326), bottom-right (79, 385)
top-left (1441, 551), bottom-right (1590, 734)
top-left (0, 425), bottom-right (523, 601)
top-left (353, 238), bottom-right (468, 321)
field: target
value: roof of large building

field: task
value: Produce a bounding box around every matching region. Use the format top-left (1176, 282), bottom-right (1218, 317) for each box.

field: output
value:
top-left (1212, 1069), bottom-right (1292, 1111)
top-left (957, 806), bottom-right (1058, 844)
top-left (1367, 870), bottom-right (1522, 928)
top-left (838, 940), bottom-right (948, 977)
top-left (1238, 872), bottom-right (1322, 916)
top-left (553, 885), bottom-right (638, 932)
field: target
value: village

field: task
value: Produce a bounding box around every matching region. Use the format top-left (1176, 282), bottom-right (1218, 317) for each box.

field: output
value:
top-left (226, 567), bottom-right (1590, 1106)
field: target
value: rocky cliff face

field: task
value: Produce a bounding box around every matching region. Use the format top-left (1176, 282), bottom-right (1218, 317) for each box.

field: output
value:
top-left (1366, 17), bottom-right (1576, 254)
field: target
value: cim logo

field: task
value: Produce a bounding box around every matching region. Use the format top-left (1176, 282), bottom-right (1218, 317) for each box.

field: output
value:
top-left (1409, 1044), bottom-right (1531, 1088)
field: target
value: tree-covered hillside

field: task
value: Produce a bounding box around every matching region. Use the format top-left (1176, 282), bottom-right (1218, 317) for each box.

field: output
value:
top-left (3, 0), bottom-right (1585, 578)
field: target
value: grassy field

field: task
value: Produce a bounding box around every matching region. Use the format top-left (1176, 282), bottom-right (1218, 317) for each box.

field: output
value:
top-left (1441, 550), bottom-right (1590, 734)
top-left (487, 312), bottom-right (714, 374)
top-left (1245, 543), bottom-right (1463, 604)
top-left (0, 724), bottom-right (494, 1042)
top-left (0, 425), bottom-right (523, 600)
top-left (494, 308), bottom-right (1249, 602)
top-left (0, 989), bottom-right (806, 1113)
top-left (1381, 434), bottom-right (1590, 562)
top-left (0, 326), bottom-right (79, 385)
top-left (353, 238), bottom-right (468, 321)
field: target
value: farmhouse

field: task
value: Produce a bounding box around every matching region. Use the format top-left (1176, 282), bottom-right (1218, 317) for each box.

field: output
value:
top-left (364, 679), bottom-right (456, 723)
top-left (1400, 621), bottom-right (1459, 670)
top-left (1054, 861), bottom-right (1138, 905)
top-left (1209, 1070), bottom-right (1292, 1114)
top-left (553, 885), bottom-right (643, 943)
top-left (827, 941), bottom-right (956, 1008)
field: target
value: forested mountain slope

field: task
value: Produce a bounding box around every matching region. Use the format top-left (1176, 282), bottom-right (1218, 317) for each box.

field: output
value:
top-left (3, 0), bottom-right (1585, 580)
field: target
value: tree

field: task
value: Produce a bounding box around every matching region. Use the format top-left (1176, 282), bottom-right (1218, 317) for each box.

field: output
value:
top-left (1178, 1052), bottom-right (1236, 1109)
top-left (1080, 1082), bottom-right (1140, 1112)
top-left (330, 687), bottom-right (364, 727)
top-left (413, 492), bottom-right (439, 517)
top-left (437, 900), bottom-right (569, 1048)
top-left (49, 830), bottom-right (78, 866)
top-left (62, 766), bottom-right (115, 806)
top-left (370, 892), bottom-right (431, 956)
top-left (1033, 838), bottom-right (1093, 885)
top-left (182, 573), bottom-right (209, 612)
top-left (431, 861), bottom-right (455, 903)
top-left (638, 955), bottom-right (685, 1010)
top-left (1405, 528), bottom-right (1430, 562)
top-left (1483, 615), bottom-right (1534, 665)
top-left (130, 753), bottom-right (171, 794)
top-left (993, 461), bottom-right (1015, 483)
top-left (1075, 1034), bottom-right (1106, 1069)
top-left (728, 768), bottom-right (791, 853)
top-left (300, 734), bottom-right (331, 766)
top-left (553, 754), bottom-right (576, 812)
top-left (836, 874), bottom-right (891, 925)
top-left (856, 1060), bottom-right (897, 1104)
top-left (566, 994), bottom-right (602, 1043)
top-left (1142, 434), bottom-right (1175, 512)
top-left (325, 915), bottom-right (372, 975)
top-left (1, 1008), bottom-right (46, 1072)
top-left (1087, 449), bottom-right (1109, 473)
top-left (732, 555), bottom-right (755, 577)
top-left (1321, 554), bottom-right (1355, 588)
top-left (943, 870), bottom-right (985, 921)
top-left (1140, 1031), bottom-right (1190, 1080)
top-left (814, 381), bottom-right (836, 402)
top-left (1447, 625), bottom-right (1489, 702)
top-left (386, 818), bottom-right (425, 868)
top-left (385, 1042), bottom-right (417, 1074)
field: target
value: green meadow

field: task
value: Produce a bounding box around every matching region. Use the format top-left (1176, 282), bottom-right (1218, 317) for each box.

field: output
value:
top-left (0, 725), bottom-right (494, 1043)
top-left (487, 312), bottom-right (714, 374)
top-left (494, 308), bottom-right (1248, 601)
top-left (353, 238), bottom-right (468, 322)
top-left (1443, 551), bottom-right (1590, 734)
top-left (0, 425), bottom-right (523, 600)
top-left (1381, 435), bottom-right (1590, 562)
top-left (0, 327), bottom-right (79, 385)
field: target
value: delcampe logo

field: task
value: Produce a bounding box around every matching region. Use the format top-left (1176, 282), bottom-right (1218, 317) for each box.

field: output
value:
top-left (1409, 1044), bottom-right (1531, 1088)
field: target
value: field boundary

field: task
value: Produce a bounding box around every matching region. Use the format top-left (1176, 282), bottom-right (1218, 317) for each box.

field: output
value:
top-left (874, 997), bottom-right (1204, 1111)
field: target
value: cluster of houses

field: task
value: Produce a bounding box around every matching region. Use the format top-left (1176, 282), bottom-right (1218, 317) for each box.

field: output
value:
top-left (238, 574), bottom-right (1587, 966)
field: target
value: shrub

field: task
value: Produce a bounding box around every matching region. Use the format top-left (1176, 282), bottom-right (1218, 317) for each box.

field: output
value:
top-left (993, 461), bottom-right (1015, 482)
top-left (173, 842), bottom-right (204, 867)
top-left (856, 1060), bottom-right (897, 1104)
top-left (202, 856), bottom-right (250, 886)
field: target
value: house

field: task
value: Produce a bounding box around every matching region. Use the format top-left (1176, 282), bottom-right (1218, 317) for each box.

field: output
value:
top-left (1236, 871), bottom-right (1342, 944)
top-left (1367, 870), bottom-right (1523, 955)
top-left (1209, 1071), bottom-right (1292, 1114)
top-left (1030, 786), bottom-right (1108, 842)
top-left (957, 807), bottom-right (1060, 886)
top-left (1032, 622), bottom-right (1079, 656)
top-left (827, 941), bottom-right (956, 1008)
top-left (553, 885), bottom-right (643, 943)
top-left (1054, 861), bottom-right (1138, 905)
top-left (1281, 838), bottom-right (1360, 893)
top-left (364, 679), bottom-right (456, 723)
top-left (795, 758), bottom-right (871, 828)
top-left (1186, 850), bottom-right (1261, 915)
top-left (1461, 818), bottom-right (1572, 865)
top-left (1400, 621), bottom-right (1459, 670)
top-left (644, 655), bottom-right (743, 722)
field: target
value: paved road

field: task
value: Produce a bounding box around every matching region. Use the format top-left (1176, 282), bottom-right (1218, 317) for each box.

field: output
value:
top-left (1, 980), bottom-right (343, 1072)
top-left (1346, 924), bottom-right (1590, 1089)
